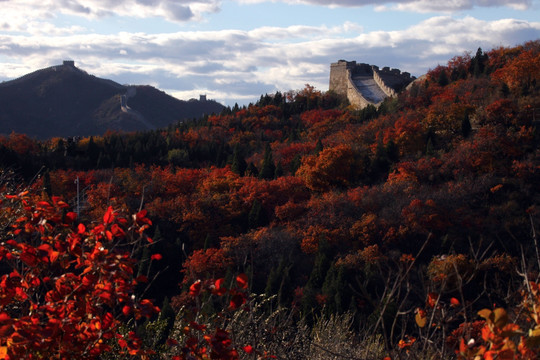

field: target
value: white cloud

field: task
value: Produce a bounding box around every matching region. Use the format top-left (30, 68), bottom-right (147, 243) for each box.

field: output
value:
top-left (0, 0), bottom-right (534, 33)
top-left (0, 16), bottom-right (539, 105)
top-left (0, 0), bottom-right (222, 26)
top-left (239, 0), bottom-right (533, 12)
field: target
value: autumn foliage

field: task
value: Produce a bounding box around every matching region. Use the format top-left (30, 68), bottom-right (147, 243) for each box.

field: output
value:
top-left (0, 41), bottom-right (539, 358)
top-left (0, 192), bottom-right (159, 359)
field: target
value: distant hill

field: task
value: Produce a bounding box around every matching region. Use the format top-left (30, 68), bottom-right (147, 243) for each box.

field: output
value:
top-left (0, 61), bottom-right (224, 139)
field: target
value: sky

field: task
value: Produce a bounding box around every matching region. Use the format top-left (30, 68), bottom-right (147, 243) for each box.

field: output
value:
top-left (0, 1), bottom-right (539, 106)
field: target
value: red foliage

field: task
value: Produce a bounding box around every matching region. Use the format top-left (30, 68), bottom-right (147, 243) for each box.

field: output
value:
top-left (0, 191), bottom-right (158, 359)
top-left (181, 248), bottom-right (232, 285)
top-left (176, 275), bottom-right (251, 360)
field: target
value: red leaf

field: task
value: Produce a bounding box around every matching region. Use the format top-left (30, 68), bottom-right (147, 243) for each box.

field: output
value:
top-left (236, 273), bottom-right (248, 289)
top-left (243, 345), bottom-right (254, 354)
top-left (189, 280), bottom-right (202, 297)
top-left (111, 224), bottom-right (125, 238)
top-left (213, 278), bottom-right (227, 296)
top-left (450, 297), bottom-right (460, 307)
top-left (78, 223), bottom-right (86, 234)
top-left (122, 305), bottom-right (131, 316)
top-left (151, 254), bottom-right (163, 261)
top-left (229, 293), bottom-right (245, 309)
top-left (103, 206), bottom-right (114, 225)
top-left (427, 292), bottom-right (439, 308)
top-left (65, 212), bottom-right (78, 223)
top-left (0, 313), bottom-right (10, 322)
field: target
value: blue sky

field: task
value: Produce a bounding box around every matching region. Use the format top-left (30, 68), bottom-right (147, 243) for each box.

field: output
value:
top-left (0, 0), bottom-right (539, 106)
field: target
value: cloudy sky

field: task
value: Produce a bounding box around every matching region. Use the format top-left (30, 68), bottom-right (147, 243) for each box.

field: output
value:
top-left (1, 0), bottom-right (539, 106)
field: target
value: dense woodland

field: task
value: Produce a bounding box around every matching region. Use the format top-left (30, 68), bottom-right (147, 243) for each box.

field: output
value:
top-left (1, 41), bottom-right (540, 359)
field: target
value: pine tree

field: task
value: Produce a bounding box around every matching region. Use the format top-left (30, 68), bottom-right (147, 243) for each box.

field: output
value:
top-left (258, 143), bottom-right (276, 180)
top-left (277, 265), bottom-right (293, 307)
top-left (437, 69), bottom-right (449, 87)
top-left (264, 266), bottom-right (281, 296)
top-left (231, 145), bottom-right (247, 176)
top-left (461, 112), bottom-right (472, 138)
top-left (307, 237), bottom-right (332, 289)
top-left (315, 139), bottom-right (324, 154)
top-left (289, 154), bottom-right (302, 175)
top-left (274, 161), bottom-right (284, 178)
top-left (245, 162), bottom-right (259, 177)
top-left (137, 246), bottom-right (150, 278)
top-left (426, 136), bottom-right (435, 156)
top-left (248, 199), bottom-right (266, 229)
top-left (43, 169), bottom-right (52, 197)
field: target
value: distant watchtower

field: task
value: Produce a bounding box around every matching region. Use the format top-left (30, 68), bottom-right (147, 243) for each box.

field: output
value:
top-left (63, 60), bottom-right (75, 67)
top-left (200, 94), bottom-right (207, 102)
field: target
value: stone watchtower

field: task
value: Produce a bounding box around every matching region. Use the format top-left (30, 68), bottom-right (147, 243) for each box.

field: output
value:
top-left (329, 60), bottom-right (414, 109)
top-left (329, 60), bottom-right (357, 98)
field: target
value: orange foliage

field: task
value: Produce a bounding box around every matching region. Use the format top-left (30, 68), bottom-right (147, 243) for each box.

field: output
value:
top-left (296, 144), bottom-right (356, 192)
top-left (0, 133), bottom-right (39, 155)
top-left (492, 44), bottom-right (540, 92)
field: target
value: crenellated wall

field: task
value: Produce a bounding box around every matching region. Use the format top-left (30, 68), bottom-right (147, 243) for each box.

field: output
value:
top-left (372, 66), bottom-right (397, 98)
top-left (329, 60), bottom-right (414, 109)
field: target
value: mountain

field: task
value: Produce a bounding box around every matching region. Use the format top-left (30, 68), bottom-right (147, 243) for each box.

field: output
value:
top-left (0, 61), bottom-right (224, 139)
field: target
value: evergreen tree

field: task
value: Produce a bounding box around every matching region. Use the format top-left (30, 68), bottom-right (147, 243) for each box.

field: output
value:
top-left (264, 266), bottom-right (281, 296)
top-left (277, 265), bottom-right (293, 308)
top-left (461, 112), bottom-right (472, 138)
top-left (307, 238), bottom-right (332, 289)
top-left (437, 69), bottom-right (449, 87)
top-left (43, 169), bottom-right (52, 197)
top-left (315, 139), bottom-right (324, 154)
top-left (289, 154), bottom-right (302, 175)
top-left (426, 136), bottom-right (435, 156)
top-left (471, 47), bottom-right (488, 77)
top-left (245, 162), bottom-right (259, 177)
top-left (501, 83), bottom-right (510, 98)
top-left (274, 161), bottom-right (284, 178)
top-left (258, 144), bottom-right (276, 180)
top-left (385, 140), bottom-right (399, 163)
top-left (231, 145), bottom-right (247, 176)
top-left (137, 246), bottom-right (150, 278)
top-left (248, 199), bottom-right (266, 229)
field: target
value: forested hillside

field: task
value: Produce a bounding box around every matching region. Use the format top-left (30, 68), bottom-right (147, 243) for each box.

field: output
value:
top-left (0, 41), bottom-right (539, 359)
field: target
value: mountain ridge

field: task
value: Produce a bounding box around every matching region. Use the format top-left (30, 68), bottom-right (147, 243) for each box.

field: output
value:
top-left (0, 61), bottom-right (224, 139)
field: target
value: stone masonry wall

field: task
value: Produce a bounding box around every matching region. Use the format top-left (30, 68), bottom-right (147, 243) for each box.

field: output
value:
top-left (330, 60), bottom-right (414, 109)
top-left (346, 71), bottom-right (372, 109)
top-left (372, 67), bottom-right (397, 98)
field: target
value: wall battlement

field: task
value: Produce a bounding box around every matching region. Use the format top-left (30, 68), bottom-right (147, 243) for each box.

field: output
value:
top-left (329, 60), bottom-right (414, 109)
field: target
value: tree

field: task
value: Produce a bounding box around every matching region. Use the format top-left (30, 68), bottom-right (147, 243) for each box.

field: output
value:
top-left (231, 145), bottom-right (247, 176)
top-left (167, 148), bottom-right (189, 167)
top-left (296, 144), bottom-right (356, 191)
top-left (461, 112), bottom-right (472, 138)
top-left (258, 144), bottom-right (276, 180)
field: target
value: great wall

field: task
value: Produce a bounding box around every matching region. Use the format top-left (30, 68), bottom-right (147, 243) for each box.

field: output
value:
top-left (329, 60), bottom-right (415, 109)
